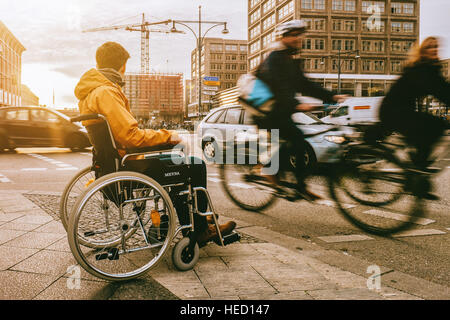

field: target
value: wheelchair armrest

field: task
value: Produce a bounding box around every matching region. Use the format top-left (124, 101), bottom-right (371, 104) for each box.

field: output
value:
top-left (70, 113), bottom-right (105, 123)
top-left (125, 143), bottom-right (177, 154)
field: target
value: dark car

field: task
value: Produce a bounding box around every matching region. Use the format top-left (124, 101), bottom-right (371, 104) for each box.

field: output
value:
top-left (0, 106), bottom-right (91, 152)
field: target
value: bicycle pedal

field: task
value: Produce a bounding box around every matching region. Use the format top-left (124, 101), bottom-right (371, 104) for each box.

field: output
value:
top-left (214, 232), bottom-right (241, 246)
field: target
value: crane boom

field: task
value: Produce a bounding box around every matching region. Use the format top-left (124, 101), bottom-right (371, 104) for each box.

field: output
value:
top-left (82, 15), bottom-right (175, 73)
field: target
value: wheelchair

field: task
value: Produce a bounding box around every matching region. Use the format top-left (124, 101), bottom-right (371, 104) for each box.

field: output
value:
top-left (65, 114), bottom-right (240, 281)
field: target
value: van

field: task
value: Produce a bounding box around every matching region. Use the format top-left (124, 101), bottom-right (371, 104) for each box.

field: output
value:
top-left (321, 97), bottom-right (384, 126)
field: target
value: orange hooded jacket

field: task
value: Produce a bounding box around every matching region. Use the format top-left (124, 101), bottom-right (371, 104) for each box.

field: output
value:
top-left (74, 68), bottom-right (173, 156)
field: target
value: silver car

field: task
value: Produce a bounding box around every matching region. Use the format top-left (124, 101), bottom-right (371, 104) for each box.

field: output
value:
top-left (197, 104), bottom-right (355, 168)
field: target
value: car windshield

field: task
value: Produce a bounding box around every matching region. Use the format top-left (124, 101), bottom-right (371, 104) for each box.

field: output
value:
top-left (291, 112), bottom-right (324, 124)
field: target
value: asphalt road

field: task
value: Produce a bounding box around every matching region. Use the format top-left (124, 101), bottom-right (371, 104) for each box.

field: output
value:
top-left (0, 136), bottom-right (449, 289)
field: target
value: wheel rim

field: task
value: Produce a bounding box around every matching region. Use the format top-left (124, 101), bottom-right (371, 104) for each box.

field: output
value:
top-left (68, 173), bottom-right (175, 280)
top-left (203, 142), bottom-right (216, 159)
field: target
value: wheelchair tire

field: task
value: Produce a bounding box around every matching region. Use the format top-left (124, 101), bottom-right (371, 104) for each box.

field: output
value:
top-left (172, 237), bottom-right (200, 271)
top-left (59, 166), bottom-right (96, 231)
top-left (67, 171), bottom-right (176, 281)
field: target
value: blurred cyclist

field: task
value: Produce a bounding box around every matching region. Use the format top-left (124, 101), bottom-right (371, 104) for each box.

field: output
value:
top-left (367, 37), bottom-right (450, 199)
top-left (253, 20), bottom-right (346, 201)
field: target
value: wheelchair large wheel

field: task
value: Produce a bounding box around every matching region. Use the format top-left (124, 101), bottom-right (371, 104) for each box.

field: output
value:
top-left (67, 171), bottom-right (176, 281)
top-left (328, 148), bottom-right (425, 236)
top-left (59, 166), bottom-right (96, 231)
top-left (219, 164), bottom-right (277, 212)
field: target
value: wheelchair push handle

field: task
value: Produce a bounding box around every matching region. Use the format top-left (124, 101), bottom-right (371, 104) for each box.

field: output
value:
top-left (70, 113), bottom-right (106, 123)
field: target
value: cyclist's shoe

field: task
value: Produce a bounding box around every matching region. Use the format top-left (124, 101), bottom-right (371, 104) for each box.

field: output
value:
top-left (422, 192), bottom-right (440, 201)
top-left (296, 188), bottom-right (323, 202)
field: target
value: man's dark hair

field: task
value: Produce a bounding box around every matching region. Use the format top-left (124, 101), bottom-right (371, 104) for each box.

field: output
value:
top-left (96, 42), bottom-right (130, 71)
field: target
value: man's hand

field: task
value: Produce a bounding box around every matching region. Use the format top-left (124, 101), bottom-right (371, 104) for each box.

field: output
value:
top-left (169, 131), bottom-right (183, 145)
top-left (333, 95), bottom-right (349, 103)
top-left (296, 103), bottom-right (321, 112)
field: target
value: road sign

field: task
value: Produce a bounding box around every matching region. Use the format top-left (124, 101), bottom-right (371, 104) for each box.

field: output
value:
top-left (203, 91), bottom-right (216, 96)
top-left (203, 85), bottom-right (219, 91)
top-left (203, 76), bottom-right (219, 81)
top-left (203, 80), bottom-right (220, 86)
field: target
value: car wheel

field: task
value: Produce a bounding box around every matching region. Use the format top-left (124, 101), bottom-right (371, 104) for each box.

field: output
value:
top-left (0, 134), bottom-right (9, 153)
top-left (67, 134), bottom-right (88, 152)
top-left (289, 144), bottom-right (316, 170)
top-left (202, 139), bottom-right (220, 163)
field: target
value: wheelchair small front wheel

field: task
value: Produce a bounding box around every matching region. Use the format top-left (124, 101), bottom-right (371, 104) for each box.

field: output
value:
top-left (172, 237), bottom-right (200, 271)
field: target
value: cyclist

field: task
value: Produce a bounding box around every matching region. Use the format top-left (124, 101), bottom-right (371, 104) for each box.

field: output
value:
top-left (253, 20), bottom-right (347, 201)
top-left (367, 37), bottom-right (450, 200)
top-left (74, 41), bottom-right (236, 244)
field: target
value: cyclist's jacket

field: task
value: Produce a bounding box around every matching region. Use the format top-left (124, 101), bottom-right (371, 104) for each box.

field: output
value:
top-left (255, 42), bottom-right (335, 122)
top-left (380, 60), bottom-right (450, 123)
top-left (74, 68), bottom-right (172, 156)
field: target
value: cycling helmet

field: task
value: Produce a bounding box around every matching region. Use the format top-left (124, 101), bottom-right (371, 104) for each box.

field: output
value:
top-left (275, 20), bottom-right (308, 38)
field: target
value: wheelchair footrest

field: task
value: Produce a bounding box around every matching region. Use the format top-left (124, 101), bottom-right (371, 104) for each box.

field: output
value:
top-left (214, 232), bottom-right (241, 246)
top-left (95, 248), bottom-right (120, 261)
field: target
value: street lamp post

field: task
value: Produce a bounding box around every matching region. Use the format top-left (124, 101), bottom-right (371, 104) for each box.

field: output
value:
top-left (170, 5), bottom-right (228, 118)
top-left (321, 48), bottom-right (360, 94)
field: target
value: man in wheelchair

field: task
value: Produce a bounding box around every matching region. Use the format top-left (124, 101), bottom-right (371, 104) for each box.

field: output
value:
top-left (74, 41), bottom-right (236, 245)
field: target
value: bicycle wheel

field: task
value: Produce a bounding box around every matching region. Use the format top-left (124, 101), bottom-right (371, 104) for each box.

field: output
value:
top-left (67, 171), bottom-right (176, 281)
top-left (337, 146), bottom-right (405, 206)
top-left (328, 149), bottom-right (426, 235)
top-left (220, 164), bottom-right (277, 212)
top-left (59, 166), bottom-right (96, 231)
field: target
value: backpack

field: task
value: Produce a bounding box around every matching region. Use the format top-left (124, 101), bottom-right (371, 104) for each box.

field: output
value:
top-left (237, 73), bottom-right (275, 117)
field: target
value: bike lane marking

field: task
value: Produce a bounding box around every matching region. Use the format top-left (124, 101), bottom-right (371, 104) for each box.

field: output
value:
top-left (27, 153), bottom-right (78, 171)
top-left (317, 234), bottom-right (374, 243)
top-left (392, 229), bottom-right (446, 238)
top-left (363, 209), bottom-right (435, 226)
top-left (0, 174), bottom-right (12, 183)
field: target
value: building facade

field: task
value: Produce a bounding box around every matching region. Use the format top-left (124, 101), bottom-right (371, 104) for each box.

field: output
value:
top-left (20, 84), bottom-right (39, 106)
top-left (0, 21), bottom-right (26, 107)
top-left (247, 0), bottom-right (420, 96)
top-left (123, 73), bottom-right (184, 123)
top-left (189, 37), bottom-right (248, 119)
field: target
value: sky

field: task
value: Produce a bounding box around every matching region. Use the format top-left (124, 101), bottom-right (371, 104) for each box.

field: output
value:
top-left (1, 0), bottom-right (449, 108)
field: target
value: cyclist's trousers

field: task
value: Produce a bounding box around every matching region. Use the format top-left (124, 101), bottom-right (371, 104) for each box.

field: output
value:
top-left (382, 111), bottom-right (446, 169)
top-left (257, 116), bottom-right (308, 190)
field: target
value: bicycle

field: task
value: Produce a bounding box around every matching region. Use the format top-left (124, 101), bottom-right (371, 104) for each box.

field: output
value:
top-left (220, 124), bottom-right (448, 236)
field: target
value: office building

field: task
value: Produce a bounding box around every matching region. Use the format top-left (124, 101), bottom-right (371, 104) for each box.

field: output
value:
top-left (0, 21), bottom-right (25, 106)
top-left (247, 0), bottom-right (420, 96)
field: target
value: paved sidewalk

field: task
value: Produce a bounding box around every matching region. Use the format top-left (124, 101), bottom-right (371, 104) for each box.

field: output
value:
top-left (0, 190), bottom-right (449, 300)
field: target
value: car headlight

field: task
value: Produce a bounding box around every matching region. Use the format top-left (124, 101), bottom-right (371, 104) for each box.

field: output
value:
top-left (324, 135), bottom-right (346, 144)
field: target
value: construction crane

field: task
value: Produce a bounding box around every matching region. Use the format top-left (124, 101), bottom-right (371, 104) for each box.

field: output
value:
top-left (83, 14), bottom-right (183, 74)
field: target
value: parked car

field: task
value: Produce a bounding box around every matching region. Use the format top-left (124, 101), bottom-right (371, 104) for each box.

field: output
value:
top-left (197, 104), bottom-right (355, 168)
top-left (321, 96), bottom-right (384, 126)
top-left (0, 106), bottom-right (91, 152)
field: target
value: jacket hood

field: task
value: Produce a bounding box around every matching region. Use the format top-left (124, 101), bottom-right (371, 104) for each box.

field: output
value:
top-left (74, 68), bottom-right (115, 101)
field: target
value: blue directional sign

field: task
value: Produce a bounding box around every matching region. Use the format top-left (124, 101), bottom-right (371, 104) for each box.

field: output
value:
top-left (203, 76), bottom-right (219, 81)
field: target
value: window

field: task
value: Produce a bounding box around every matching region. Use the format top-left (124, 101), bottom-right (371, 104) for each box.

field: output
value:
top-left (344, 39), bottom-right (355, 51)
top-left (403, 22), bottom-right (414, 33)
top-left (314, 0), bottom-right (325, 10)
top-left (374, 60), bottom-right (384, 72)
top-left (391, 22), bottom-right (401, 32)
top-left (391, 61), bottom-right (402, 73)
top-left (211, 44), bottom-right (223, 52)
top-left (362, 19), bottom-right (385, 32)
top-left (240, 45), bottom-right (247, 52)
top-left (250, 10), bottom-right (261, 25)
top-left (278, 0), bottom-right (294, 20)
top-left (250, 0), bottom-right (261, 9)
top-left (250, 41), bottom-right (261, 54)
top-left (391, 2), bottom-right (402, 14)
top-left (302, 39), bottom-right (312, 50)
top-left (301, 0), bottom-right (313, 9)
top-left (205, 110), bottom-right (224, 123)
top-left (332, 0), bottom-right (343, 11)
top-left (344, 0), bottom-right (356, 11)
top-left (262, 32), bottom-right (275, 48)
top-left (403, 3), bottom-right (414, 14)
top-left (332, 39), bottom-right (342, 50)
top-left (332, 20), bottom-right (342, 31)
top-left (243, 110), bottom-right (254, 125)
top-left (344, 20), bottom-right (355, 31)
top-left (262, 13), bottom-right (276, 31)
top-left (225, 44), bottom-right (238, 51)
top-left (314, 19), bottom-right (326, 31)
top-left (362, 60), bottom-right (371, 71)
top-left (224, 108), bottom-right (241, 124)
top-left (392, 2), bottom-right (414, 15)
top-left (362, 1), bottom-right (385, 14)
top-left (262, 0), bottom-right (275, 14)
top-left (250, 25), bottom-right (261, 39)
top-left (315, 39), bottom-right (325, 50)
top-left (250, 56), bottom-right (261, 69)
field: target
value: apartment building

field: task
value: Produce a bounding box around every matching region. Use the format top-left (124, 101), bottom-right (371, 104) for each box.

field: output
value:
top-left (248, 0), bottom-right (420, 96)
top-left (123, 73), bottom-right (184, 123)
top-left (0, 21), bottom-right (26, 107)
top-left (21, 84), bottom-right (39, 106)
top-left (189, 38), bottom-right (248, 119)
